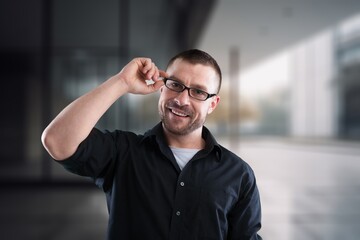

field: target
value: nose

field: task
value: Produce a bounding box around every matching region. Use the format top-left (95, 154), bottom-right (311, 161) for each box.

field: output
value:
top-left (174, 89), bottom-right (190, 105)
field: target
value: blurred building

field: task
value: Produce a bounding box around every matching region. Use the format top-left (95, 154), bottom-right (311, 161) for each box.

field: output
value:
top-left (1, 0), bottom-right (360, 240)
top-left (0, 0), bottom-right (215, 181)
top-left (208, 12), bottom-right (360, 141)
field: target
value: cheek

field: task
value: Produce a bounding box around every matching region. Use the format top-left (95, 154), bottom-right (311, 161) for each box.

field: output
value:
top-left (159, 89), bottom-right (169, 104)
top-left (159, 88), bottom-right (173, 101)
top-left (158, 97), bottom-right (166, 112)
top-left (195, 105), bottom-right (210, 117)
top-left (158, 93), bottom-right (166, 111)
top-left (158, 91), bottom-right (173, 113)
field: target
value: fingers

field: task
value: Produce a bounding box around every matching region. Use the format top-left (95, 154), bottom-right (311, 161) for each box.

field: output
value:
top-left (150, 63), bottom-right (159, 81)
top-left (152, 79), bottom-right (164, 90)
top-left (146, 69), bottom-right (166, 92)
top-left (158, 70), bottom-right (169, 79)
top-left (139, 58), bottom-right (159, 81)
top-left (127, 57), bottom-right (166, 94)
top-left (139, 58), bottom-right (152, 73)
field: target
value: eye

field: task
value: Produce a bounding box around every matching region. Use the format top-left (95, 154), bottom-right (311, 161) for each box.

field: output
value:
top-left (171, 82), bottom-right (181, 88)
top-left (167, 80), bottom-right (184, 91)
top-left (191, 89), bottom-right (208, 98)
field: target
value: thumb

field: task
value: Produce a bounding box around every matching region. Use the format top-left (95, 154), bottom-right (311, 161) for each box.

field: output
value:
top-left (153, 70), bottom-right (167, 91)
top-left (152, 79), bottom-right (165, 91)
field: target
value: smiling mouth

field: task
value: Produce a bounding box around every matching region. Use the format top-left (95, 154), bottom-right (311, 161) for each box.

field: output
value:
top-left (170, 108), bottom-right (189, 117)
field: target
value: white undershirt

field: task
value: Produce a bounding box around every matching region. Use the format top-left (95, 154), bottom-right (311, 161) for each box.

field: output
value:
top-left (170, 147), bottom-right (200, 170)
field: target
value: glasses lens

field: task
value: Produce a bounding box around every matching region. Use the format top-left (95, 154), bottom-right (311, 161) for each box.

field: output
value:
top-left (166, 79), bottom-right (184, 92)
top-left (189, 89), bottom-right (208, 100)
top-left (165, 79), bottom-right (213, 101)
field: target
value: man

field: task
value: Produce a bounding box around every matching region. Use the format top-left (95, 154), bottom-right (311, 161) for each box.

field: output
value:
top-left (42, 49), bottom-right (262, 239)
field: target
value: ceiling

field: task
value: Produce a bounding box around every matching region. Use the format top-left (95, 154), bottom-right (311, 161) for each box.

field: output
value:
top-left (2, 0), bottom-right (360, 75)
top-left (128, 0), bottom-right (217, 67)
top-left (0, 0), bottom-right (217, 70)
top-left (198, 0), bottom-right (360, 74)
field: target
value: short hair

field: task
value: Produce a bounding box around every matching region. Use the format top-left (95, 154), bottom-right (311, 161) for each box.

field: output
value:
top-left (166, 49), bottom-right (222, 93)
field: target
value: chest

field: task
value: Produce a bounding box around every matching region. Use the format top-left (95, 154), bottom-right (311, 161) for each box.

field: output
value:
top-left (120, 146), bottom-right (240, 213)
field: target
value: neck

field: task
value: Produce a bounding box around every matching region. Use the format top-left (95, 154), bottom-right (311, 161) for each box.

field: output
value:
top-left (163, 126), bottom-right (205, 149)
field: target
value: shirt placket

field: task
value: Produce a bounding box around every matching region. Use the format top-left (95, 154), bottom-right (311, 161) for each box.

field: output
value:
top-left (168, 166), bottom-right (190, 240)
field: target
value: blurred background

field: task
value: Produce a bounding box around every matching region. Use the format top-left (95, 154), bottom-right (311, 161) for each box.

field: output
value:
top-left (1, 0), bottom-right (360, 239)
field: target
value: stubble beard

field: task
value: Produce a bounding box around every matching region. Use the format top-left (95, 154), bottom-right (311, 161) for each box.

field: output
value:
top-left (159, 100), bottom-right (204, 136)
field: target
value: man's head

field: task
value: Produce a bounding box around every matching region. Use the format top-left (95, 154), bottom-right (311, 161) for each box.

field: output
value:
top-left (166, 49), bottom-right (222, 93)
top-left (158, 49), bottom-right (221, 136)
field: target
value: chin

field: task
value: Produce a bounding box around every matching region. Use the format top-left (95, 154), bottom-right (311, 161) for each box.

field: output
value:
top-left (163, 119), bottom-right (202, 136)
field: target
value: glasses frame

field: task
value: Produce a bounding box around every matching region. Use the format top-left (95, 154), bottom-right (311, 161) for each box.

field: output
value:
top-left (163, 78), bottom-right (217, 101)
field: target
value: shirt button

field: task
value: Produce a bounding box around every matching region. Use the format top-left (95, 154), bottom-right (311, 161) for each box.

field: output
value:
top-left (180, 182), bottom-right (185, 187)
top-left (176, 211), bottom-right (181, 216)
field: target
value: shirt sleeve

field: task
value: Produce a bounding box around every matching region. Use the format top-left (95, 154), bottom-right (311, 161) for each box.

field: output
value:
top-left (55, 128), bottom-right (122, 191)
top-left (227, 166), bottom-right (263, 240)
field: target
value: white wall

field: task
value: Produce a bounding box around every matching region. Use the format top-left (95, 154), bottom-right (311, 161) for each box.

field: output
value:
top-left (289, 30), bottom-right (337, 138)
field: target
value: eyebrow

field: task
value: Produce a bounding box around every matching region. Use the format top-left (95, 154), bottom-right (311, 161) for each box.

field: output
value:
top-left (168, 75), bottom-right (209, 92)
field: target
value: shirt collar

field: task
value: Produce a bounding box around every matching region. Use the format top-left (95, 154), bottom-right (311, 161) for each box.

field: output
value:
top-left (141, 122), bottom-right (222, 160)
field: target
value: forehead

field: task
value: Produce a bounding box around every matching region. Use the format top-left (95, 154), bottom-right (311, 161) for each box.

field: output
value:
top-left (166, 59), bottom-right (218, 89)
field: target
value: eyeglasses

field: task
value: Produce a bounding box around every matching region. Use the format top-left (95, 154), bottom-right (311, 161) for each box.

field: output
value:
top-left (163, 78), bottom-right (216, 101)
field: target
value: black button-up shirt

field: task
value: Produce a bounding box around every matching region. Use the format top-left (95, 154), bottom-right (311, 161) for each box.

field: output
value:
top-left (58, 123), bottom-right (262, 240)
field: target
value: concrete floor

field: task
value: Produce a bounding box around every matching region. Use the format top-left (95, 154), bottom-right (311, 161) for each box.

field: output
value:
top-left (0, 185), bottom-right (108, 240)
top-left (233, 138), bottom-right (360, 240)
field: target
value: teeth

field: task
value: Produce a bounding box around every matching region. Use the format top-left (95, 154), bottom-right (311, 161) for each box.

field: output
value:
top-left (171, 109), bottom-right (187, 117)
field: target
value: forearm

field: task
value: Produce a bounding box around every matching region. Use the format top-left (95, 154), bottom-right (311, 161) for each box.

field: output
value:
top-left (42, 75), bottom-right (128, 160)
top-left (41, 57), bottom-right (164, 160)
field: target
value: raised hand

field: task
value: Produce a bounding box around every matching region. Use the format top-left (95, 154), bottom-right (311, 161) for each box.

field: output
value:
top-left (116, 58), bottom-right (166, 95)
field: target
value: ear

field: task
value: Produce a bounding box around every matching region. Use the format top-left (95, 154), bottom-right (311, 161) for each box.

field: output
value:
top-left (207, 96), bottom-right (220, 114)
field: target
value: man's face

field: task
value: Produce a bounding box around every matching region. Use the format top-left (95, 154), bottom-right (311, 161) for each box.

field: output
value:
top-left (158, 58), bottom-right (220, 136)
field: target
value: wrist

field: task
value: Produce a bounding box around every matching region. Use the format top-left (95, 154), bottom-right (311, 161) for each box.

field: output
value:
top-left (106, 74), bottom-right (130, 96)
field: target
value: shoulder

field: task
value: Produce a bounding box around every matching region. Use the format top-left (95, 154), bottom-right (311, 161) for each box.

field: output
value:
top-left (90, 128), bottom-right (144, 144)
top-left (218, 144), bottom-right (256, 178)
top-left (218, 145), bottom-right (250, 167)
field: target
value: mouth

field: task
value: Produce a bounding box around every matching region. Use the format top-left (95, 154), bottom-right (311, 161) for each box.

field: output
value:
top-left (169, 108), bottom-right (189, 117)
